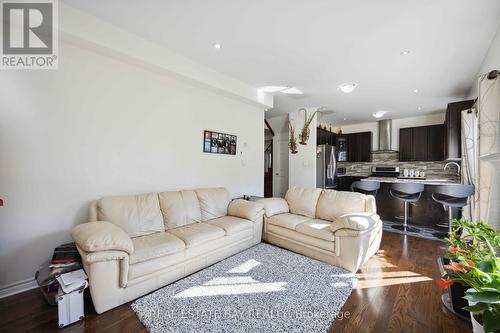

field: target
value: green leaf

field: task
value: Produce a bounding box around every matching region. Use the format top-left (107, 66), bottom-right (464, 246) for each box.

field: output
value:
top-left (464, 291), bottom-right (500, 304)
top-left (477, 260), bottom-right (496, 274)
top-left (463, 303), bottom-right (490, 313)
top-left (483, 310), bottom-right (500, 333)
top-left (480, 287), bottom-right (500, 294)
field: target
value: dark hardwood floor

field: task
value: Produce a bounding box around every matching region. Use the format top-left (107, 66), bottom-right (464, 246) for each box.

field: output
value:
top-left (0, 231), bottom-right (472, 333)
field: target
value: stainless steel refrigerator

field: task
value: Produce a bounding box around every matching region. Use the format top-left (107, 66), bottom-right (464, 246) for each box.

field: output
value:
top-left (316, 144), bottom-right (337, 189)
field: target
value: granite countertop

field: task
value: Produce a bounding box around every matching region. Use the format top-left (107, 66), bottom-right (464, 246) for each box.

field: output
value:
top-left (337, 173), bottom-right (371, 178)
top-left (361, 176), bottom-right (461, 185)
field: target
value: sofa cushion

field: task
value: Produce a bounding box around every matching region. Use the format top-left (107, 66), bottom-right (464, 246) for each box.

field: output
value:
top-left (330, 213), bottom-right (380, 233)
top-left (227, 199), bottom-right (264, 221)
top-left (316, 190), bottom-right (368, 221)
top-left (159, 190), bottom-right (202, 229)
top-left (295, 219), bottom-right (335, 242)
top-left (258, 198), bottom-right (289, 217)
top-left (167, 222), bottom-right (225, 247)
top-left (129, 232), bottom-right (185, 264)
top-left (267, 213), bottom-right (311, 230)
top-left (207, 216), bottom-right (253, 235)
top-left (97, 193), bottom-right (164, 237)
top-left (285, 187), bottom-right (322, 218)
top-left (266, 224), bottom-right (335, 252)
top-left (195, 188), bottom-right (231, 221)
top-left (72, 221), bottom-right (134, 254)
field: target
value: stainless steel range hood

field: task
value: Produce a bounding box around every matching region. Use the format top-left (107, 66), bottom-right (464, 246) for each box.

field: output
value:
top-left (376, 119), bottom-right (397, 152)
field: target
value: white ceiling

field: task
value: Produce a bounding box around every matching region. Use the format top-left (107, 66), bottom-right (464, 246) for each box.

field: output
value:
top-left (65, 0), bottom-right (500, 124)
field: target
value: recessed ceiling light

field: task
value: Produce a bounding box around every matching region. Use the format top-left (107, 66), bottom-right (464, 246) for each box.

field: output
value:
top-left (413, 89), bottom-right (419, 93)
top-left (214, 43), bottom-right (222, 49)
top-left (417, 106), bottom-right (422, 111)
top-left (343, 118), bottom-right (347, 121)
top-left (338, 82), bottom-right (357, 93)
top-left (281, 87), bottom-right (303, 95)
top-left (400, 50), bottom-right (411, 55)
top-left (259, 86), bottom-right (287, 93)
top-left (372, 110), bottom-right (387, 118)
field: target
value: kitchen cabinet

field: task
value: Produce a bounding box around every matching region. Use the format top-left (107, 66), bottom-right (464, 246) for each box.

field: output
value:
top-left (399, 124), bottom-right (444, 161)
top-left (316, 128), bottom-right (372, 162)
top-left (445, 100), bottom-right (475, 160)
top-left (336, 176), bottom-right (367, 191)
top-left (347, 132), bottom-right (372, 162)
top-left (427, 124), bottom-right (446, 161)
top-left (316, 128), bottom-right (337, 146)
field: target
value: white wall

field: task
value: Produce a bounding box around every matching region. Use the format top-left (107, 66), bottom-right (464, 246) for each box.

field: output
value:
top-left (336, 112), bottom-right (445, 151)
top-left (477, 25), bottom-right (500, 80)
top-left (0, 42), bottom-right (264, 292)
top-left (288, 110), bottom-right (317, 188)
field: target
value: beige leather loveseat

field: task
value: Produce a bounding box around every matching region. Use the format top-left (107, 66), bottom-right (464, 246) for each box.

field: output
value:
top-left (71, 188), bottom-right (264, 313)
top-left (259, 187), bottom-right (382, 272)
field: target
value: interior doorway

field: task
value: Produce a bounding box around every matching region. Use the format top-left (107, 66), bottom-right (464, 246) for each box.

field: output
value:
top-left (264, 120), bottom-right (274, 197)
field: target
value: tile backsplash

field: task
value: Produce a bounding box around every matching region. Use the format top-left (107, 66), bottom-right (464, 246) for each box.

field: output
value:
top-left (338, 151), bottom-right (461, 181)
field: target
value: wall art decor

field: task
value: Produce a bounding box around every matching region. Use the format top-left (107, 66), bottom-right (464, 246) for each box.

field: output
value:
top-left (289, 120), bottom-right (298, 154)
top-left (299, 108), bottom-right (317, 145)
top-left (203, 130), bottom-right (237, 155)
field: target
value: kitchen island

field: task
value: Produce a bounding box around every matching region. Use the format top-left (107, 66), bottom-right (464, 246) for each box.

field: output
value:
top-left (360, 177), bottom-right (462, 235)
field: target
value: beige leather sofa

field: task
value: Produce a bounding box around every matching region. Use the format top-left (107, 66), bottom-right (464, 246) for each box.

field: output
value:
top-left (71, 188), bottom-right (264, 313)
top-left (258, 187), bottom-right (382, 272)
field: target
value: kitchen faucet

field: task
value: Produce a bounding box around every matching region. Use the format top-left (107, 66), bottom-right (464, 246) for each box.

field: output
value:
top-left (444, 162), bottom-right (461, 176)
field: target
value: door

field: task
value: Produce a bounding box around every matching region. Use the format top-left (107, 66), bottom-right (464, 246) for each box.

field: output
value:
top-left (427, 124), bottom-right (445, 161)
top-left (264, 139), bottom-right (273, 197)
top-left (359, 132), bottom-right (372, 162)
top-left (399, 127), bottom-right (413, 161)
top-left (348, 133), bottom-right (360, 162)
top-left (412, 126), bottom-right (428, 161)
top-left (273, 133), bottom-right (289, 197)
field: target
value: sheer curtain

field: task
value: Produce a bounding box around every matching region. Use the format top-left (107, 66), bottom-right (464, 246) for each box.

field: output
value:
top-left (477, 70), bottom-right (500, 228)
top-left (461, 108), bottom-right (479, 221)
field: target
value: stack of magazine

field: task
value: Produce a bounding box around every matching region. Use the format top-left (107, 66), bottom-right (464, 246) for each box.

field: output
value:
top-left (35, 242), bottom-right (83, 305)
top-left (56, 269), bottom-right (88, 294)
top-left (50, 243), bottom-right (81, 271)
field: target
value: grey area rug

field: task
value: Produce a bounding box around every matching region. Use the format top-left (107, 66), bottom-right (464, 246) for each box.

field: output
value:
top-left (131, 243), bottom-right (357, 333)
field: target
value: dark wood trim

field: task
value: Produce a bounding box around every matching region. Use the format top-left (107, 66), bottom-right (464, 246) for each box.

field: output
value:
top-left (264, 119), bottom-right (275, 137)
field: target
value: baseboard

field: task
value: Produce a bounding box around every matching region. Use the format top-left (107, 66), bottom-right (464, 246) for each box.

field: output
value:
top-left (0, 278), bottom-right (38, 299)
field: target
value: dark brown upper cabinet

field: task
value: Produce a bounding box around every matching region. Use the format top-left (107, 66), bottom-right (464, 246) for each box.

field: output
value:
top-left (316, 127), bottom-right (337, 146)
top-left (399, 124), bottom-right (445, 161)
top-left (316, 128), bottom-right (372, 162)
top-left (348, 132), bottom-right (372, 162)
top-left (445, 100), bottom-right (475, 160)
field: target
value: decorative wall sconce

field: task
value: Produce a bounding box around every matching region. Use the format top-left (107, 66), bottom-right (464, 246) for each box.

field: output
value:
top-left (299, 108), bottom-right (317, 145)
top-left (289, 119), bottom-right (298, 154)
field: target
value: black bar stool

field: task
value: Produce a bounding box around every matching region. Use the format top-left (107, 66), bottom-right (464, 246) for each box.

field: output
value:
top-left (431, 184), bottom-right (474, 235)
top-left (350, 181), bottom-right (380, 196)
top-left (390, 183), bottom-right (425, 233)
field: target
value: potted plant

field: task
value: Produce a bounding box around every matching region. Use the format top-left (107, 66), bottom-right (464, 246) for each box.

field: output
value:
top-left (439, 219), bottom-right (500, 333)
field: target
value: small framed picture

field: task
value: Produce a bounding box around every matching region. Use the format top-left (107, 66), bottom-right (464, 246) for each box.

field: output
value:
top-left (202, 130), bottom-right (237, 155)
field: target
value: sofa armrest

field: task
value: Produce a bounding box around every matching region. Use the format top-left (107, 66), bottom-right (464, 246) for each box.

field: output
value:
top-left (257, 198), bottom-right (289, 218)
top-left (330, 213), bottom-right (381, 236)
top-left (365, 195), bottom-right (377, 214)
top-left (228, 199), bottom-right (264, 222)
top-left (71, 221), bottom-right (134, 254)
top-left (77, 247), bottom-right (130, 289)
